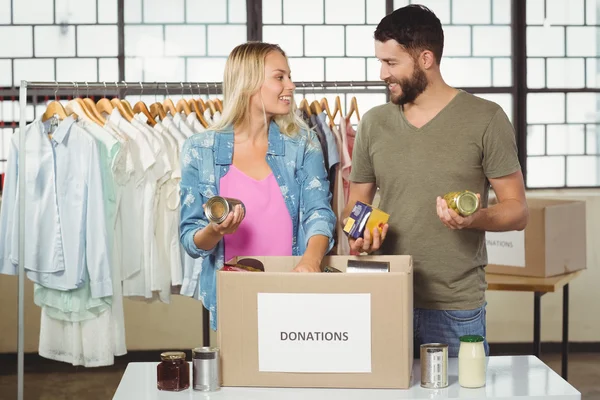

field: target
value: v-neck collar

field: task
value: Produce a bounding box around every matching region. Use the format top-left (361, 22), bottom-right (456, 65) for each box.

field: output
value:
top-left (399, 90), bottom-right (464, 132)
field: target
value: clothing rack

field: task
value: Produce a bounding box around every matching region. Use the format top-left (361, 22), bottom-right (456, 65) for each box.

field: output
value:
top-left (14, 79), bottom-right (388, 400)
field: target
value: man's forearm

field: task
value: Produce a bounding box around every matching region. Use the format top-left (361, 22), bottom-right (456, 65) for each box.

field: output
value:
top-left (470, 199), bottom-right (528, 232)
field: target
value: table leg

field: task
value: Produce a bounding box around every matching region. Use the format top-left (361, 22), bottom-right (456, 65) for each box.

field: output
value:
top-left (203, 307), bottom-right (210, 346)
top-left (533, 292), bottom-right (543, 357)
top-left (562, 284), bottom-right (569, 380)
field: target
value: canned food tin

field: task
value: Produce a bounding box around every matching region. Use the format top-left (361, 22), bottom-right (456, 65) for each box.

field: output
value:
top-left (205, 196), bottom-right (245, 224)
top-left (443, 190), bottom-right (479, 217)
top-left (420, 343), bottom-right (449, 389)
top-left (192, 347), bottom-right (220, 392)
top-left (346, 259), bottom-right (390, 273)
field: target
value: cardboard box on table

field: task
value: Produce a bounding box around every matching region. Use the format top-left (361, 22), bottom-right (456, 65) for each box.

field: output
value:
top-left (485, 198), bottom-right (586, 277)
top-left (216, 255), bottom-right (413, 389)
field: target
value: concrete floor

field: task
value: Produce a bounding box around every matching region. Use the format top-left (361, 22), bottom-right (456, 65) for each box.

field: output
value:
top-left (0, 353), bottom-right (598, 399)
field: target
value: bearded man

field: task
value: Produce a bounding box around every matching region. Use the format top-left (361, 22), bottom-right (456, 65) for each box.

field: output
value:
top-left (343, 4), bottom-right (529, 356)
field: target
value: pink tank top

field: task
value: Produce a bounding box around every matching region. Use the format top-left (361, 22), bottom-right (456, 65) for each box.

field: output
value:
top-left (220, 164), bottom-right (293, 263)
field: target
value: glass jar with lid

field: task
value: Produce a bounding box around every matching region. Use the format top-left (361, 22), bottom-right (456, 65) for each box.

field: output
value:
top-left (458, 335), bottom-right (486, 388)
top-left (157, 351), bottom-right (190, 391)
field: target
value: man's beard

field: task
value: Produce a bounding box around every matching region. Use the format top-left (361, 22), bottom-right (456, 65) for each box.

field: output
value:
top-left (387, 65), bottom-right (428, 106)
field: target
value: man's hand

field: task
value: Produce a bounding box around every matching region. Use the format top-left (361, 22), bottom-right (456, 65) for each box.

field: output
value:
top-left (436, 194), bottom-right (480, 230)
top-left (206, 204), bottom-right (245, 235)
top-left (347, 220), bottom-right (389, 254)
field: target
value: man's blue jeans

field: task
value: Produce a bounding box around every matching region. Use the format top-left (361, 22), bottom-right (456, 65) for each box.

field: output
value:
top-left (414, 304), bottom-right (490, 358)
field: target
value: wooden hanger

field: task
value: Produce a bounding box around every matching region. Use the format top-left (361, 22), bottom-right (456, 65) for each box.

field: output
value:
top-left (310, 100), bottom-right (323, 116)
top-left (96, 97), bottom-right (114, 116)
top-left (133, 101), bottom-right (157, 126)
top-left (42, 100), bottom-right (68, 122)
top-left (205, 100), bottom-right (217, 116)
top-left (215, 98), bottom-right (223, 113)
top-left (197, 98), bottom-right (206, 112)
top-left (188, 99), bottom-right (209, 128)
top-left (110, 98), bottom-right (133, 122)
top-left (299, 98), bottom-right (312, 117)
top-left (82, 98), bottom-right (106, 125)
top-left (346, 96), bottom-right (360, 122)
top-left (121, 99), bottom-right (136, 119)
top-left (163, 98), bottom-right (177, 116)
top-left (320, 97), bottom-right (334, 126)
top-left (150, 102), bottom-right (167, 120)
top-left (332, 95), bottom-right (343, 123)
top-left (73, 98), bottom-right (103, 125)
top-left (176, 98), bottom-right (192, 115)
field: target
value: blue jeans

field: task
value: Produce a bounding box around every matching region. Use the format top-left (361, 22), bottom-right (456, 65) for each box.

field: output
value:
top-left (413, 304), bottom-right (490, 358)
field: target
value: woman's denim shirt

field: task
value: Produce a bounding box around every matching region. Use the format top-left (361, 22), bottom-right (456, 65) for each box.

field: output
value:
top-left (179, 121), bottom-right (336, 330)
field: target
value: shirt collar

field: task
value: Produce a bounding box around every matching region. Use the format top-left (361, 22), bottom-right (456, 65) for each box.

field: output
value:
top-left (42, 116), bottom-right (76, 144)
top-left (214, 120), bottom-right (284, 165)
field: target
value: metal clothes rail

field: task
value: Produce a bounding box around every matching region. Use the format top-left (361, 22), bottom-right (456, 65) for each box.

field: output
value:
top-left (14, 79), bottom-right (389, 400)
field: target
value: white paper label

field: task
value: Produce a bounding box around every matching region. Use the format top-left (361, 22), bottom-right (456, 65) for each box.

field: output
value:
top-left (486, 230), bottom-right (526, 267)
top-left (257, 293), bottom-right (372, 373)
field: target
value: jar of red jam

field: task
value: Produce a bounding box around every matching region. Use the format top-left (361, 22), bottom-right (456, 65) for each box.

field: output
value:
top-left (157, 351), bottom-right (190, 391)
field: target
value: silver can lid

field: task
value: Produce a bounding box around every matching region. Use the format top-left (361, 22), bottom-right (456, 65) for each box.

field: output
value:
top-left (192, 346), bottom-right (219, 359)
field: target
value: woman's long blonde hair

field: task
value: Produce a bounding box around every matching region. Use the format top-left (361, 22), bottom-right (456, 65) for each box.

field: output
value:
top-left (210, 41), bottom-right (309, 137)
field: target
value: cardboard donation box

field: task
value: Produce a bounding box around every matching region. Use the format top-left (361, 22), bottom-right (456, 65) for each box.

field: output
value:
top-left (216, 255), bottom-right (413, 389)
top-left (485, 198), bottom-right (586, 277)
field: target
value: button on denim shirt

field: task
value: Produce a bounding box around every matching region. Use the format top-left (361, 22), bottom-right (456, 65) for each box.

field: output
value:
top-left (179, 121), bottom-right (336, 330)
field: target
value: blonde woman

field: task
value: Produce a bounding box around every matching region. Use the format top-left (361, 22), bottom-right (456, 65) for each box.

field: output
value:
top-left (179, 42), bottom-right (336, 330)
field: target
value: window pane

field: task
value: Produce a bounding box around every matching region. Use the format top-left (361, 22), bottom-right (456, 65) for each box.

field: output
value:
top-left (366, 0), bottom-right (386, 24)
top-left (0, 0), bottom-right (10, 24)
top-left (124, 0), bottom-right (142, 23)
top-left (263, 0), bottom-right (282, 23)
top-left (366, 57), bottom-right (381, 81)
top-left (263, 26), bottom-right (304, 57)
top-left (586, 124), bottom-right (600, 154)
top-left (527, 125), bottom-right (546, 156)
top-left (527, 27), bottom-right (565, 57)
top-left (229, 0), bottom-right (247, 23)
top-left (527, 58), bottom-right (546, 88)
top-left (547, 58), bottom-right (585, 88)
top-left (346, 26), bottom-right (377, 57)
top-left (567, 27), bottom-right (600, 57)
top-left (528, 93), bottom-right (565, 124)
top-left (56, 58), bottom-right (98, 82)
top-left (187, 0), bottom-right (227, 23)
top-left (567, 156), bottom-right (599, 186)
top-left (288, 57), bottom-right (325, 81)
top-left (472, 26), bottom-right (511, 56)
top-left (144, 0), bottom-right (184, 23)
top-left (567, 93), bottom-right (600, 123)
top-left (187, 58), bottom-right (228, 82)
top-left (325, 58), bottom-right (366, 81)
top-left (443, 26), bottom-right (471, 56)
top-left (442, 58), bottom-right (492, 87)
top-left (493, 0), bottom-right (511, 24)
top-left (527, 156), bottom-right (565, 187)
top-left (56, 0), bottom-right (97, 24)
top-left (305, 26), bottom-right (345, 57)
top-left (325, 0), bottom-right (365, 24)
top-left (284, 0), bottom-right (323, 23)
top-left (546, 0), bottom-right (584, 25)
top-left (0, 60), bottom-right (12, 87)
top-left (546, 124), bottom-right (585, 155)
top-left (526, 0), bottom-right (545, 25)
top-left (0, 27), bottom-right (33, 58)
top-left (587, 58), bottom-right (600, 88)
top-left (78, 26), bottom-right (119, 57)
top-left (452, 0), bottom-right (491, 24)
top-left (125, 25), bottom-right (163, 57)
top-left (207, 25), bottom-right (247, 56)
top-left (165, 26), bottom-right (207, 57)
top-left (493, 58), bottom-right (512, 86)
top-left (35, 26), bottom-right (76, 57)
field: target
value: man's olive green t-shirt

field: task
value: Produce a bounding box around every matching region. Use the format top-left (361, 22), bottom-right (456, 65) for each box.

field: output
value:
top-left (349, 91), bottom-right (521, 310)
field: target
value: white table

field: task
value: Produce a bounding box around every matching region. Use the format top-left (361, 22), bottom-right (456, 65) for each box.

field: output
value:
top-left (112, 356), bottom-right (580, 399)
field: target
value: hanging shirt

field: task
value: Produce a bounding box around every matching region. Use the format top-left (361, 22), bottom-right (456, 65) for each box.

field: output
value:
top-left (173, 112), bottom-right (195, 137)
top-left (0, 116), bottom-right (112, 298)
top-left (187, 112), bottom-right (206, 134)
top-left (221, 165), bottom-right (293, 263)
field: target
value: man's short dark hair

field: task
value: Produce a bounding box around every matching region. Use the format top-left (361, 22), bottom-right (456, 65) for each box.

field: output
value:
top-left (374, 4), bottom-right (444, 64)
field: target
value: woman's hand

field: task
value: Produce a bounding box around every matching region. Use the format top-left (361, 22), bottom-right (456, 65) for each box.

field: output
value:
top-left (208, 204), bottom-right (245, 235)
top-left (292, 258), bottom-right (322, 273)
